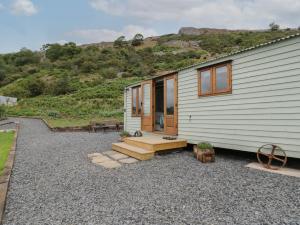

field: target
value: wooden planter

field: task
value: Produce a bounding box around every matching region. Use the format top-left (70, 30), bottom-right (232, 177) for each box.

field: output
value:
top-left (193, 145), bottom-right (215, 163)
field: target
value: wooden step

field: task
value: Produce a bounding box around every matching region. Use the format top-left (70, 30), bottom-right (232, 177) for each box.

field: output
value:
top-left (124, 137), bottom-right (187, 152)
top-left (112, 142), bottom-right (154, 161)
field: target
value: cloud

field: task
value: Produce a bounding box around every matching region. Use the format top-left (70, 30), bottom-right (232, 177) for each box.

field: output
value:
top-left (89, 0), bottom-right (300, 29)
top-left (68, 25), bottom-right (158, 43)
top-left (11, 0), bottom-right (37, 16)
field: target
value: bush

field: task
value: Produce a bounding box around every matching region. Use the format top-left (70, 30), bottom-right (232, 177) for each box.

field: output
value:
top-left (120, 130), bottom-right (131, 137)
top-left (51, 76), bottom-right (73, 96)
top-left (269, 22), bottom-right (280, 31)
top-left (48, 111), bottom-right (60, 118)
top-left (197, 142), bottom-right (213, 150)
top-left (101, 68), bottom-right (118, 79)
top-left (26, 79), bottom-right (45, 97)
top-left (80, 61), bottom-right (97, 73)
top-left (14, 48), bottom-right (40, 66)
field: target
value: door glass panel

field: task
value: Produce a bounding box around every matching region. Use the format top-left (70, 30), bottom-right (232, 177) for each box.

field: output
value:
top-left (132, 88), bottom-right (136, 114)
top-left (216, 66), bottom-right (229, 91)
top-left (166, 79), bottom-right (174, 115)
top-left (143, 84), bottom-right (151, 116)
top-left (200, 70), bottom-right (212, 94)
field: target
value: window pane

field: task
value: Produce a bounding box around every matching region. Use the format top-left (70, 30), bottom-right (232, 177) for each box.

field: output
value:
top-left (200, 70), bottom-right (212, 94)
top-left (138, 87), bottom-right (142, 115)
top-left (166, 79), bottom-right (174, 115)
top-left (216, 66), bottom-right (229, 91)
top-left (132, 88), bottom-right (137, 114)
top-left (143, 84), bottom-right (151, 116)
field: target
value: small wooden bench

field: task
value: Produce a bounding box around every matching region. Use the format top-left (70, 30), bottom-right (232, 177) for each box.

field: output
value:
top-left (90, 121), bottom-right (124, 133)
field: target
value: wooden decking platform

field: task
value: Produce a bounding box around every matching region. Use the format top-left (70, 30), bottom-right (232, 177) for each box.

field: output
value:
top-left (112, 136), bottom-right (187, 160)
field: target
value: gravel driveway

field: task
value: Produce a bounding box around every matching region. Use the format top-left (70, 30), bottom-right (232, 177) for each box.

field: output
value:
top-left (3, 118), bottom-right (300, 225)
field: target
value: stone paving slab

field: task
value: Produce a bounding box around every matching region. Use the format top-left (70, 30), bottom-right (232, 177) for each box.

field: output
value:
top-left (92, 156), bottom-right (111, 164)
top-left (118, 157), bottom-right (138, 164)
top-left (98, 160), bottom-right (121, 169)
top-left (109, 152), bottom-right (129, 160)
top-left (246, 162), bottom-right (300, 178)
top-left (88, 153), bottom-right (103, 159)
top-left (102, 150), bottom-right (118, 156)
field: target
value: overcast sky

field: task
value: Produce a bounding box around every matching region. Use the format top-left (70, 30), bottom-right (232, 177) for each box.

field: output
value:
top-left (0, 0), bottom-right (299, 53)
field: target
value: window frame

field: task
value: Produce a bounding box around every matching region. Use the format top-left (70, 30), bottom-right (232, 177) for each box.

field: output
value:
top-left (198, 68), bottom-right (213, 96)
top-left (131, 86), bottom-right (141, 117)
top-left (198, 62), bottom-right (232, 97)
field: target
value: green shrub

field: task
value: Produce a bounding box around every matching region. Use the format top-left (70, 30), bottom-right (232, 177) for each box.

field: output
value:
top-left (26, 78), bottom-right (45, 97)
top-left (120, 130), bottom-right (131, 137)
top-left (51, 76), bottom-right (73, 96)
top-left (197, 142), bottom-right (213, 151)
top-left (48, 111), bottom-right (60, 118)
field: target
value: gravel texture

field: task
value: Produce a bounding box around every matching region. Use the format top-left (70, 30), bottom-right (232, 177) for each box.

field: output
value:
top-left (3, 118), bottom-right (300, 225)
top-left (0, 118), bottom-right (17, 130)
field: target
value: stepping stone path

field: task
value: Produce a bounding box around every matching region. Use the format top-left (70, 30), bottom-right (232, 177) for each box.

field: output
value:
top-left (88, 150), bottom-right (139, 169)
top-left (119, 157), bottom-right (139, 164)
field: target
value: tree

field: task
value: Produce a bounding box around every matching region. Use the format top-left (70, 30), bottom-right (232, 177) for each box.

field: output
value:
top-left (14, 48), bottom-right (39, 66)
top-left (114, 36), bottom-right (127, 48)
top-left (131, 33), bottom-right (144, 46)
top-left (43, 42), bottom-right (81, 61)
top-left (43, 44), bottom-right (62, 61)
top-left (269, 22), bottom-right (280, 31)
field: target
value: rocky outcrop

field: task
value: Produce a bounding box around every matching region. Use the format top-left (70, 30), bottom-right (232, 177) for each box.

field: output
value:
top-left (162, 40), bottom-right (201, 49)
top-left (178, 27), bottom-right (265, 35)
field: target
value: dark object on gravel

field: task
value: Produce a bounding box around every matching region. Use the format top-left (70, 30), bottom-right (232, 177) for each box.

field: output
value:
top-left (134, 130), bottom-right (143, 137)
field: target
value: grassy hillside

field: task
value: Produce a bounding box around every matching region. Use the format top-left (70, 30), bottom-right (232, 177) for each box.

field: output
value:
top-left (0, 28), bottom-right (298, 126)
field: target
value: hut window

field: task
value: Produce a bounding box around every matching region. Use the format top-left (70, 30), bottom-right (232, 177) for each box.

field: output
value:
top-left (198, 63), bottom-right (232, 96)
top-left (132, 86), bottom-right (141, 116)
top-left (198, 68), bottom-right (213, 96)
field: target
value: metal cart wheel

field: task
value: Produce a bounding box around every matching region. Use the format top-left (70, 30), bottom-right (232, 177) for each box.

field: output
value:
top-left (257, 144), bottom-right (287, 170)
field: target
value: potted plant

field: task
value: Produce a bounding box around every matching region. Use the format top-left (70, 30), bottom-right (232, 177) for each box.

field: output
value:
top-left (193, 142), bottom-right (215, 163)
top-left (119, 131), bottom-right (131, 141)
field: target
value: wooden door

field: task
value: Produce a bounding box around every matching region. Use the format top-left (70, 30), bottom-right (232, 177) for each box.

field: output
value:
top-left (164, 74), bottom-right (178, 135)
top-left (141, 80), bottom-right (154, 132)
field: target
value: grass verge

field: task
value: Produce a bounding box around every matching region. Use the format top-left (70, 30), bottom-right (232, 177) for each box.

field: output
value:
top-left (0, 131), bottom-right (15, 175)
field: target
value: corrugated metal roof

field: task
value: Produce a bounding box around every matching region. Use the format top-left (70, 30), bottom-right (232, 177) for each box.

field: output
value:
top-left (126, 33), bottom-right (300, 88)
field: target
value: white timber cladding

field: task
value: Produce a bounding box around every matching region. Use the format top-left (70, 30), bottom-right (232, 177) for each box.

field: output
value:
top-left (177, 36), bottom-right (300, 158)
top-left (124, 87), bottom-right (141, 134)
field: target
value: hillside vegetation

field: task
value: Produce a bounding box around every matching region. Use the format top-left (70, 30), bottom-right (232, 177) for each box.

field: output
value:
top-left (0, 28), bottom-right (298, 126)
